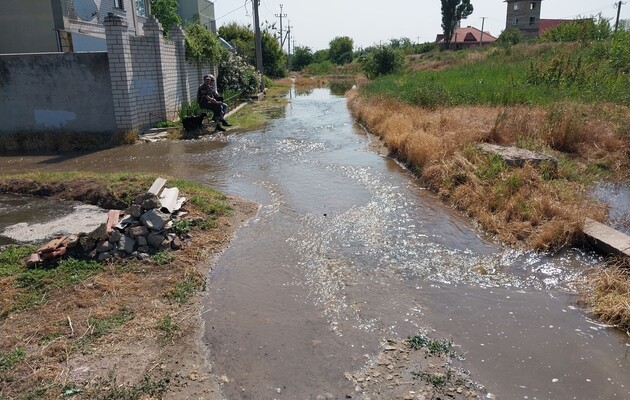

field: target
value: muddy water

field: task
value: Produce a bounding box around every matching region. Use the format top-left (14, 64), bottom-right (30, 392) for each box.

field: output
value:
top-left (1, 87), bottom-right (629, 399)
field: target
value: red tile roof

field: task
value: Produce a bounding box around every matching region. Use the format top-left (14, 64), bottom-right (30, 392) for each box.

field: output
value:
top-left (437, 26), bottom-right (497, 44)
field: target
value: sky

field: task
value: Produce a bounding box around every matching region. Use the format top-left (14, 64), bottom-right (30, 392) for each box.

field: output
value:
top-left (212, 0), bottom-right (627, 51)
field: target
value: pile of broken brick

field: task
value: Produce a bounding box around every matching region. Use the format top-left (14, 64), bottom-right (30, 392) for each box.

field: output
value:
top-left (27, 178), bottom-right (191, 267)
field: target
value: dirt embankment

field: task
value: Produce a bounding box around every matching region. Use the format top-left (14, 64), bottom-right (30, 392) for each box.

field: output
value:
top-left (0, 176), bottom-right (259, 399)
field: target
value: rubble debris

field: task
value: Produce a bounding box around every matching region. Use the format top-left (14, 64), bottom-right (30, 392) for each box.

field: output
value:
top-left (26, 178), bottom-right (194, 266)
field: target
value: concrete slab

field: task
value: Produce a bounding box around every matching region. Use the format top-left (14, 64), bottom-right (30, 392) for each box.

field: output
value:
top-left (478, 143), bottom-right (557, 169)
top-left (583, 217), bottom-right (630, 257)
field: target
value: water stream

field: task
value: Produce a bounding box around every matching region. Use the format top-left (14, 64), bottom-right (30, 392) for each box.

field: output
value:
top-left (1, 87), bottom-right (628, 399)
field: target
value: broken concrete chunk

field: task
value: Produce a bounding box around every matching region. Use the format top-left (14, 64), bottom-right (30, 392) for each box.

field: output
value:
top-left (137, 235), bottom-right (148, 247)
top-left (90, 223), bottom-right (109, 241)
top-left (140, 209), bottom-right (170, 231)
top-left (80, 236), bottom-right (97, 252)
top-left (141, 194), bottom-right (160, 211)
top-left (129, 225), bottom-right (149, 238)
top-left (478, 143), bottom-right (558, 170)
top-left (109, 230), bottom-right (122, 243)
top-left (119, 235), bottom-right (136, 254)
top-left (127, 204), bottom-right (143, 218)
top-left (147, 233), bottom-right (165, 248)
top-left (96, 240), bottom-right (114, 253)
top-left (171, 237), bottom-right (183, 250)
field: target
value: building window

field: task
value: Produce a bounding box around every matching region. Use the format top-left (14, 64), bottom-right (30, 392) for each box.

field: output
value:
top-left (512, 17), bottom-right (519, 26)
top-left (513, 3), bottom-right (520, 10)
top-left (114, 0), bottom-right (123, 9)
top-left (530, 2), bottom-right (536, 10)
top-left (135, 0), bottom-right (147, 17)
top-left (529, 16), bottom-right (536, 25)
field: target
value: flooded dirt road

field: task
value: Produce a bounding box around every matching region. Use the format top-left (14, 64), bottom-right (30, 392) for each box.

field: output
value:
top-left (1, 87), bottom-right (629, 399)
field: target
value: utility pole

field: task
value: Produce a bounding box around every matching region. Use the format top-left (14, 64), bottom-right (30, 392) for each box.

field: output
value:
top-left (275, 4), bottom-right (287, 48)
top-left (286, 20), bottom-right (292, 71)
top-left (614, 1), bottom-right (626, 33)
top-left (253, 0), bottom-right (264, 92)
top-left (479, 17), bottom-right (486, 47)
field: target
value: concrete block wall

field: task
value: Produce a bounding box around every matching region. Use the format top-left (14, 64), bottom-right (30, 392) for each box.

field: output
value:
top-left (0, 52), bottom-right (116, 133)
top-left (1, 12), bottom-right (214, 135)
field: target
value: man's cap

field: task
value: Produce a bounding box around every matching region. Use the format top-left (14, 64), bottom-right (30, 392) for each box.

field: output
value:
top-left (203, 74), bottom-right (215, 80)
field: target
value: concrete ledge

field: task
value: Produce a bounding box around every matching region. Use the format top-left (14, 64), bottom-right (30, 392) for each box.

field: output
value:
top-left (583, 217), bottom-right (630, 257)
top-left (478, 143), bottom-right (557, 169)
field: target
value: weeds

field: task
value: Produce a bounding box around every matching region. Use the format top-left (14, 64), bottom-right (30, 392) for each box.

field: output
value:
top-left (412, 369), bottom-right (453, 389)
top-left (172, 219), bottom-right (192, 235)
top-left (0, 245), bottom-right (35, 277)
top-left (166, 274), bottom-right (205, 304)
top-left (407, 334), bottom-right (455, 356)
top-left (87, 307), bottom-right (135, 338)
top-left (83, 372), bottom-right (169, 400)
top-left (0, 348), bottom-right (25, 370)
top-left (157, 315), bottom-right (180, 342)
top-left (152, 251), bottom-right (176, 265)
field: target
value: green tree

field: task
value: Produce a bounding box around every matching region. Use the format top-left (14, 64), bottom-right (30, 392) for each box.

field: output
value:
top-left (292, 45), bottom-right (314, 71)
top-left (312, 49), bottom-right (329, 63)
top-left (218, 23), bottom-right (287, 78)
top-left (359, 45), bottom-right (406, 79)
top-left (329, 36), bottom-right (354, 65)
top-left (261, 29), bottom-right (287, 78)
top-left (496, 27), bottom-right (526, 45)
top-left (219, 22), bottom-right (255, 63)
top-left (441, 0), bottom-right (474, 50)
top-left (185, 23), bottom-right (225, 64)
top-left (150, 0), bottom-right (182, 36)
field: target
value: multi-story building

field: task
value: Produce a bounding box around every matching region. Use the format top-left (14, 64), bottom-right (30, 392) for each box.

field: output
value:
top-left (504, 0), bottom-right (543, 39)
top-left (0, 0), bottom-right (216, 54)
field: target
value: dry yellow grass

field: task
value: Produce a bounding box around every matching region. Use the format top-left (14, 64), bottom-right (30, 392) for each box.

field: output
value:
top-left (347, 90), bottom-right (621, 250)
top-left (582, 259), bottom-right (630, 330)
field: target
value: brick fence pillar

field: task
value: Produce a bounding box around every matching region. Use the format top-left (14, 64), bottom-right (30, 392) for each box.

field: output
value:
top-left (170, 25), bottom-right (190, 104)
top-left (143, 16), bottom-right (167, 122)
top-left (104, 13), bottom-right (135, 131)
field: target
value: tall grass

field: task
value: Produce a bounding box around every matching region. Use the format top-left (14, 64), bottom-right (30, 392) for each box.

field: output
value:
top-left (361, 39), bottom-right (630, 108)
top-left (347, 90), bottom-right (625, 250)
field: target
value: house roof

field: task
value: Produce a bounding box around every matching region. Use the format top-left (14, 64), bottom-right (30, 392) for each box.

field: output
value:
top-left (437, 26), bottom-right (497, 44)
top-left (538, 19), bottom-right (574, 34)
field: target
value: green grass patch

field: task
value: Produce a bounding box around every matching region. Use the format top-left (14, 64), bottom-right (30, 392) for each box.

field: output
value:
top-left (361, 41), bottom-right (630, 107)
top-left (166, 275), bottom-right (205, 304)
top-left (407, 334), bottom-right (455, 356)
top-left (87, 307), bottom-right (135, 339)
top-left (0, 245), bottom-right (36, 277)
top-left (0, 347), bottom-right (25, 371)
top-left (412, 369), bottom-right (453, 389)
top-left (151, 251), bottom-right (176, 265)
top-left (156, 315), bottom-right (179, 343)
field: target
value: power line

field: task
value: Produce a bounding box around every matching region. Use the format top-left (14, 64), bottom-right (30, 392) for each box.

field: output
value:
top-left (215, 0), bottom-right (253, 22)
top-left (275, 4), bottom-right (287, 47)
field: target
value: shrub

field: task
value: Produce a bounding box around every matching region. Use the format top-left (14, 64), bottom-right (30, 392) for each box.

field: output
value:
top-left (185, 22), bottom-right (224, 64)
top-left (496, 27), bottom-right (526, 45)
top-left (360, 45), bottom-right (406, 79)
top-left (538, 15), bottom-right (612, 43)
top-left (217, 52), bottom-right (260, 95)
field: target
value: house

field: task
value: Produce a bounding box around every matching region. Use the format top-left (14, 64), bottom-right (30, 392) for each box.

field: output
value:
top-left (504, 1), bottom-right (573, 38)
top-left (0, 0), bottom-right (217, 54)
top-left (0, 9), bottom-right (218, 135)
top-left (436, 26), bottom-right (497, 48)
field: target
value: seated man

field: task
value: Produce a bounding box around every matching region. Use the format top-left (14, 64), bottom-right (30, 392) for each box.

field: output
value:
top-left (196, 74), bottom-right (231, 132)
